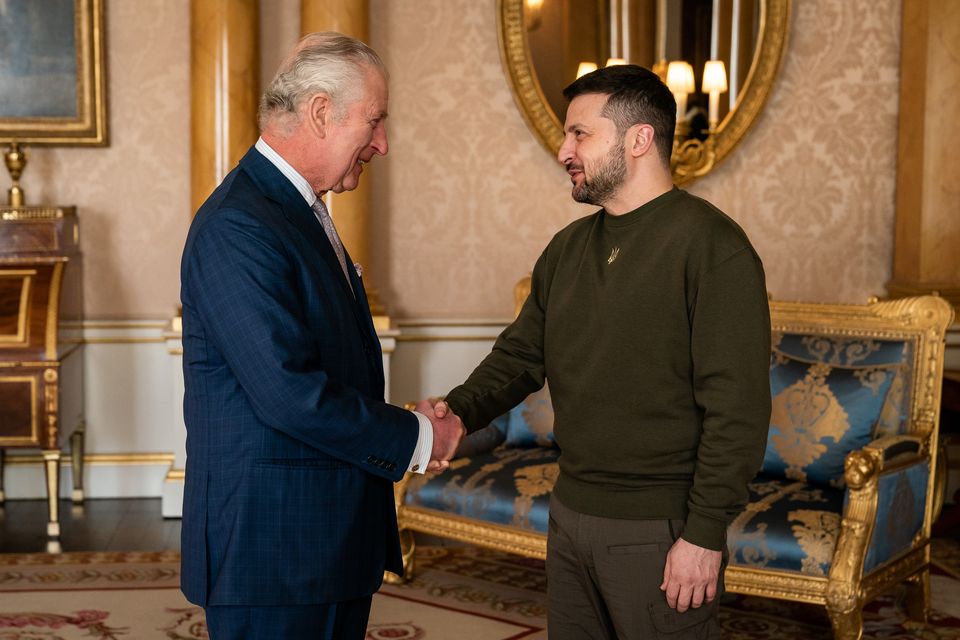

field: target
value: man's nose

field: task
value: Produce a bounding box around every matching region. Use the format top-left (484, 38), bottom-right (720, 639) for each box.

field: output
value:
top-left (372, 123), bottom-right (388, 156)
top-left (557, 137), bottom-right (573, 165)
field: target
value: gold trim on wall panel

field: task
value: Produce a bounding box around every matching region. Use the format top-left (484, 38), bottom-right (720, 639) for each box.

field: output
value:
top-left (0, 375), bottom-right (38, 445)
top-left (0, 270), bottom-right (35, 346)
top-left (76, 321), bottom-right (170, 330)
top-left (3, 452), bottom-right (175, 466)
top-left (396, 319), bottom-right (511, 328)
top-left (395, 335), bottom-right (501, 343)
top-left (79, 337), bottom-right (167, 345)
top-left (45, 262), bottom-right (64, 359)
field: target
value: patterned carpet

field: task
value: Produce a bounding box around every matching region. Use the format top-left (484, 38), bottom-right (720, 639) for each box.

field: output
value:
top-left (0, 541), bottom-right (957, 639)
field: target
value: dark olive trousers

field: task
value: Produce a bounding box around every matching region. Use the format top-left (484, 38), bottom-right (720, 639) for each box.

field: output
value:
top-left (546, 495), bottom-right (723, 640)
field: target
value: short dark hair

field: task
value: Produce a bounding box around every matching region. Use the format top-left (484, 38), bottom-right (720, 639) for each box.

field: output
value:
top-left (563, 65), bottom-right (676, 165)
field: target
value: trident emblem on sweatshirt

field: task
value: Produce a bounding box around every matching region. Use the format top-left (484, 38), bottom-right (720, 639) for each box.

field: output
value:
top-left (607, 247), bottom-right (620, 264)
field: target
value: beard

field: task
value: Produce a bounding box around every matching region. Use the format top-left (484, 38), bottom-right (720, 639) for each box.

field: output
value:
top-left (571, 141), bottom-right (627, 206)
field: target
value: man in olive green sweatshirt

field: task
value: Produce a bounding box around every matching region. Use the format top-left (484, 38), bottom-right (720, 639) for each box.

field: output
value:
top-left (426, 65), bottom-right (771, 639)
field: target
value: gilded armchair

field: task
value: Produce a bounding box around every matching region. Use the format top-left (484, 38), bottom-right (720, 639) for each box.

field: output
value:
top-left (724, 296), bottom-right (954, 640)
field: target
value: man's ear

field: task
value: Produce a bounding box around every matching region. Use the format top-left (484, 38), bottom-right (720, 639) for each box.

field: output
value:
top-left (306, 93), bottom-right (333, 138)
top-left (629, 123), bottom-right (656, 158)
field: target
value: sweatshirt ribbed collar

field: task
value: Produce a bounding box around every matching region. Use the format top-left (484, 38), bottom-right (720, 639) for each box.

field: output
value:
top-left (602, 186), bottom-right (682, 228)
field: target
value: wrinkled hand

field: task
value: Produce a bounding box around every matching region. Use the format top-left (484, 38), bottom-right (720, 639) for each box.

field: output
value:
top-left (659, 537), bottom-right (722, 612)
top-left (415, 398), bottom-right (465, 473)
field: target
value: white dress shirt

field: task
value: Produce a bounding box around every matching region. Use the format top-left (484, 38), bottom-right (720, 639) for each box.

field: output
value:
top-left (255, 137), bottom-right (433, 474)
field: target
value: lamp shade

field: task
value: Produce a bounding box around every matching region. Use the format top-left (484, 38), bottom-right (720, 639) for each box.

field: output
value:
top-left (577, 61), bottom-right (598, 78)
top-left (605, 57), bottom-right (627, 67)
top-left (666, 61), bottom-right (695, 94)
top-left (702, 60), bottom-right (728, 93)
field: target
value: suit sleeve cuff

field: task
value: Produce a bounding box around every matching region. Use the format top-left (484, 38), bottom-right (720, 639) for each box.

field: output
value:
top-left (408, 411), bottom-right (433, 474)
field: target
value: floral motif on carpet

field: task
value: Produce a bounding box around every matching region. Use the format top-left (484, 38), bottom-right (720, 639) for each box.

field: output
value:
top-left (0, 542), bottom-right (958, 639)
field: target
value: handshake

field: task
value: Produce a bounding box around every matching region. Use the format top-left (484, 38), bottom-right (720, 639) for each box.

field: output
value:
top-left (417, 398), bottom-right (466, 473)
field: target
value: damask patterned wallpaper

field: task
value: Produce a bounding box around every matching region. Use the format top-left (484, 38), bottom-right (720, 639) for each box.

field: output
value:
top-left (10, 0), bottom-right (900, 320)
top-left (369, 0), bottom-right (902, 319)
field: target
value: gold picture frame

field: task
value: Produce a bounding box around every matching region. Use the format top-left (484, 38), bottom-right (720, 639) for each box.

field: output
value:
top-left (0, 0), bottom-right (107, 146)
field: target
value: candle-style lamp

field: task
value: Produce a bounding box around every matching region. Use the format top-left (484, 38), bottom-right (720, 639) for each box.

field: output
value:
top-left (577, 61), bottom-right (598, 78)
top-left (666, 61), bottom-right (695, 133)
top-left (524, 0), bottom-right (544, 30)
top-left (702, 60), bottom-right (728, 132)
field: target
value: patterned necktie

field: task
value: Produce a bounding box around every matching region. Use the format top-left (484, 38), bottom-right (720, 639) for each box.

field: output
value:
top-left (310, 197), bottom-right (354, 296)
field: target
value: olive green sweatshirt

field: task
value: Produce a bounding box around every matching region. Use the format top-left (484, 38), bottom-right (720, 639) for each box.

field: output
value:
top-left (444, 187), bottom-right (771, 551)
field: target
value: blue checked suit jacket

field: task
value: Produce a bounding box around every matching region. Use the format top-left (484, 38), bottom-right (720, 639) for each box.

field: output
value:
top-left (179, 146), bottom-right (418, 606)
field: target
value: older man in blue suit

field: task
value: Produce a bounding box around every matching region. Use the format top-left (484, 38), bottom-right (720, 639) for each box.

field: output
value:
top-left (179, 32), bottom-right (465, 639)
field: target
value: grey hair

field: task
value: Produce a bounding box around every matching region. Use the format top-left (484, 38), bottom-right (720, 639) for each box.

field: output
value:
top-left (258, 32), bottom-right (387, 133)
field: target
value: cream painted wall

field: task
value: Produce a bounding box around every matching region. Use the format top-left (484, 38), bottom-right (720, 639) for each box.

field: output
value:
top-left (7, 0), bottom-right (900, 321)
top-left (368, 0), bottom-right (902, 319)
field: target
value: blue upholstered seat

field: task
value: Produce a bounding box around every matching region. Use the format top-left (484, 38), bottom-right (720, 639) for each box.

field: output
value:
top-left (728, 464), bottom-right (929, 577)
top-left (404, 445), bottom-right (560, 533)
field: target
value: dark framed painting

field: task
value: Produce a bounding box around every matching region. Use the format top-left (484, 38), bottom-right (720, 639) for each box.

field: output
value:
top-left (0, 0), bottom-right (107, 145)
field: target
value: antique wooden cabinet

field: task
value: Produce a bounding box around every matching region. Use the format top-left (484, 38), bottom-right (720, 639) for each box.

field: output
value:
top-left (0, 205), bottom-right (84, 542)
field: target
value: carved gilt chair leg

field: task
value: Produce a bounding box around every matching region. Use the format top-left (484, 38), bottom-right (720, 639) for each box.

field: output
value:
top-left (904, 566), bottom-right (931, 623)
top-left (70, 422), bottom-right (85, 504)
top-left (827, 604), bottom-right (864, 640)
top-left (383, 528), bottom-right (416, 585)
top-left (400, 528), bottom-right (416, 580)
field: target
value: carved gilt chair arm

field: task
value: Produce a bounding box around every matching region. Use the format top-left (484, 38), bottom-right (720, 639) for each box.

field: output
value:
top-left (828, 437), bottom-right (931, 618)
top-left (860, 434), bottom-right (927, 471)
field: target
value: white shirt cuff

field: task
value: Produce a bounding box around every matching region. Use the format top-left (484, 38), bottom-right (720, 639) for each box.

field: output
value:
top-left (408, 411), bottom-right (434, 474)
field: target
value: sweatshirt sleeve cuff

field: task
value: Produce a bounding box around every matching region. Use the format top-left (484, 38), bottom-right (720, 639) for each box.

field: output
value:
top-left (681, 511), bottom-right (728, 551)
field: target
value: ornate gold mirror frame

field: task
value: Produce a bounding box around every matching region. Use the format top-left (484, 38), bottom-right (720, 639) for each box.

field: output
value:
top-left (497, 0), bottom-right (790, 184)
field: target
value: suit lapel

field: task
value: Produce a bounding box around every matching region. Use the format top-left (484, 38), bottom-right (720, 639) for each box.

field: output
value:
top-left (281, 199), bottom-right (358, 301)
top-left (341, 244), bottom-right (385, 387)
top-left (239, 147), bottom-right (381, 360)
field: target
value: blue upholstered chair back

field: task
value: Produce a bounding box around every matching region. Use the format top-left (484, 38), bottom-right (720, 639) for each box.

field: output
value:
top-left (763, 333), bottom-right (914, 488)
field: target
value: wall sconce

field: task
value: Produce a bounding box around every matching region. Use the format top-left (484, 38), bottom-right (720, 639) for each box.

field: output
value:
top-left (667, 59), bottom-right (728, 180)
